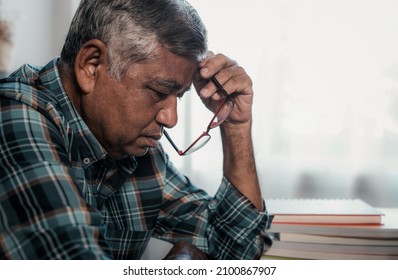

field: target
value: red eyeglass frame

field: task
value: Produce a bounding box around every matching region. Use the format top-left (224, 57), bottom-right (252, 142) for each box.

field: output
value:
top-left (163, 76), bottom-right (234, 156)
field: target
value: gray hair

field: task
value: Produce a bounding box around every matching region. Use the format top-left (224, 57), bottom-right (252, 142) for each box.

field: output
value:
top-left (60, 0), bottom-right (207, 80)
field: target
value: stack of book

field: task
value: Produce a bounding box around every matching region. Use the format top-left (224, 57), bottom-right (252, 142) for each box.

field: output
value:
top-left (263, 198), bottom-right (398, 259)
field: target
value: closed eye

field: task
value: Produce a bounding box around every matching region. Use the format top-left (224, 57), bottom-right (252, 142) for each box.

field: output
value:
top-left (149, 88), bottom-right (168, 101)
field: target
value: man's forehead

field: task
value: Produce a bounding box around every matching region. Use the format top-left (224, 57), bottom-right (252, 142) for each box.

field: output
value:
top-left (133, 46), bottom-right (198, 92)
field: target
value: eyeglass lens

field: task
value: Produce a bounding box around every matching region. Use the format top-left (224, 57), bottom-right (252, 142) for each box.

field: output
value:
top-left (183, 133), bottom-right (211, 155)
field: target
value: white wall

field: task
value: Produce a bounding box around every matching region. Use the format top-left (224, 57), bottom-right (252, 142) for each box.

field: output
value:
top-left (1, 0), bottom-right (73, 71)
top-left (165, 0), bottom-right (398, 208)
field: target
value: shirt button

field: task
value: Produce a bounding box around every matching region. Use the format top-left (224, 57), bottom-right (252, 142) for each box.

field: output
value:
top-left (83, 158), bottom-right (91, 165)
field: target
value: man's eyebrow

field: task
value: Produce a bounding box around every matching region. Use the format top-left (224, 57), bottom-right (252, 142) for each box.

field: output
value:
top-left (151, 79), bottom-right (191, 93)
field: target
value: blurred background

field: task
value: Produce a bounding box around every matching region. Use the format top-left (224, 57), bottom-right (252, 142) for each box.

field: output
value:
top-left (1, 0), bottom-right (398, 209)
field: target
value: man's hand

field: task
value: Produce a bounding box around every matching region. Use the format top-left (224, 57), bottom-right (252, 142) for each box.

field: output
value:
top-left (163, 241), bottom-right (208, 260)
top-left (194, 52), bottom-right (254, 126)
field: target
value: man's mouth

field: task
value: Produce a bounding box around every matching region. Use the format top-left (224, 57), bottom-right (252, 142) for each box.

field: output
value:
top-left (140, 126), bottom-right (164, 148)
top-left (142, 134), bottom-right (162, 147)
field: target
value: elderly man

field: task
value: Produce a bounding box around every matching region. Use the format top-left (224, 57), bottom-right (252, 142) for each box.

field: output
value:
top-left (0, 0), bottom-right (271, 259)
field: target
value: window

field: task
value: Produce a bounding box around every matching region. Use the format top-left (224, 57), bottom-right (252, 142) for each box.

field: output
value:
top-left (162, 0), bottom-right (398, 207)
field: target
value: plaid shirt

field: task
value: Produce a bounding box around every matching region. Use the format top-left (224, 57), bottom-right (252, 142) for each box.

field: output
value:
top-left (0, 58), bottom-right (271, 260)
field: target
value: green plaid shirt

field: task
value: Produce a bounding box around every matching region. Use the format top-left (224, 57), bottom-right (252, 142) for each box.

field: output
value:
top-left (0, 58), bottom-right (271, 260)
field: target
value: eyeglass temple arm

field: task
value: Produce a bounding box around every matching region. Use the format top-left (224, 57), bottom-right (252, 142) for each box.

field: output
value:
top-left (163, 130), bottom-right (182, 154)
top-left (210, 76), bottom-right (229, 97)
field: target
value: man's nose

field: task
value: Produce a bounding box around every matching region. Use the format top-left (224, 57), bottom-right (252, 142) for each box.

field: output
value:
top-left (156, 95), bottom-right (178, 128)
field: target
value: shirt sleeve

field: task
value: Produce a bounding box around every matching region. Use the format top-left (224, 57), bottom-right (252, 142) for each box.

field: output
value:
top-left (0, 98), bottom-right (110, 259)
top-left (206, 177), bottom-right (273, 259)
top-left (153, 151), bottom-right (272, 260)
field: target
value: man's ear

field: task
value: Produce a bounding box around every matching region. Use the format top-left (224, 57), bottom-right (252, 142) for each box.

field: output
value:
top-left (74, 39), bottom-right (108, 94)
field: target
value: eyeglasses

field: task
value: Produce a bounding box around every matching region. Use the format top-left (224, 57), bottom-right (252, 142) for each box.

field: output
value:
top-left (164, 76), bottom-right (234, 156)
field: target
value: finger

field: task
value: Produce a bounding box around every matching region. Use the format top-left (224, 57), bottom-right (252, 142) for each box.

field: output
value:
top-left (216, 67), bottom-right (253, 97)
top-left (200, 53), bottom-right (237, 79)
top-left (199, 66), bottom-right (240, 99)
top-left (199, 65), bottom-right (251, 99)
top-left (198, 51), bottom-right (215, 68)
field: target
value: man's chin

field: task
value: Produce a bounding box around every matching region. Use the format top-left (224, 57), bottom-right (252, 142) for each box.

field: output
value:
top-left (133, 147), bottom-right (149, 157)
top-left (127, 143), bottom-right (152, 157)
top-left (110, 146), bottom-right (149, 159)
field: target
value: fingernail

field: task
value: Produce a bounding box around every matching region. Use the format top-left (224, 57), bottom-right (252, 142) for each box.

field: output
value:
top-left (201, 67), bottom-right (209, 75)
